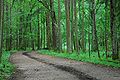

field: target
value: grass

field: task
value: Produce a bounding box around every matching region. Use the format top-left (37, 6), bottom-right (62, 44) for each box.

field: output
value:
top-left (0, 51), bottom-right (14, 80)
top-left (38, 50), bottom-right (120, 68)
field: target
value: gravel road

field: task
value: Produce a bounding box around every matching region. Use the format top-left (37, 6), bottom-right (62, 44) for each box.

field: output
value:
top-left (9, 51), bottom-right (120, 80)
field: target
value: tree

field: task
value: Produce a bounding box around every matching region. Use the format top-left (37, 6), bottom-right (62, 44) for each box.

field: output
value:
top-left (78, 0), bottom-right (81, 51)
top-left (81, 0), bottom-right (85, 51)
top-left (71, 0), bottom-right (74, 51)
top-left (37, 13), bottom-right (41, 50)
top-left (58, 0), bottom-right (62, 51)
top-left (9, 0), bottom-right (12, 50)
top-left (73, 0), bottom-right (79, 52)
top-left (0, 0), bottom-right (119, 62)
top-left (91, 0), bottom-right (100, 58)
top-left (115, 0), bottom-right (120, 60)
top-left (46, 12), bottom-right (51, 49)
top-left (64, 0), bottom-right (72, 53)
top-left (105, 0), bottom-right (108, 58)
top-left (88, 0), bottom-right (92, 57)
top-left (110, 0), bottom-right (118, 60)
top-left (0, 0), bottom-right (4, 62)
top-left (50, 0), bottom-right (59, 51)
top-left (5, 2), bottom-right (9, 51)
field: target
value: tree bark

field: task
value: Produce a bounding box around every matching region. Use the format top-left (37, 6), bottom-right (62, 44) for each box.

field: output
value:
top-left (50, 0), bottom-right (58, 50)
top-left (73, 0), bottom-right (79, 52)
top-left (58, 0), bottom-right (62, 51)
top-left (64, 0), bottom-right (72, 53)
top-left (46, 12), bottom-right (52, 50)
top-left (0, 0), bottom-right (4, 62)
top-left (105, 0), bottom-right (108, 58)
top-left (91, 0), bottom-right (100, 58)
top-left (78, 0), bottom-right (81, 50)
top-left (110, 0), bottom-right (118, 60)
top-left (5, 3), bottom-right (9, 51)
top-left (81, 0), bottom-right (85, 51)
top-left (9, 1), bottom-right (12, 50)
top-left (37, 14), bottom-right (41, 50)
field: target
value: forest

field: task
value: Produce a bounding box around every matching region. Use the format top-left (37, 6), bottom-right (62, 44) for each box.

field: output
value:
top-left (0, 0), bottom-right (120, 79)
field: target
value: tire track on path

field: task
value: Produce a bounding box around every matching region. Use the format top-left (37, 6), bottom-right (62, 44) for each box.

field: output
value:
top-left (23, 52), bottom-right (97, 80)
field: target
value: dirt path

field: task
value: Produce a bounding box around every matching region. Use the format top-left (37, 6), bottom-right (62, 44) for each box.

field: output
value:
top-left (9, 51), bottom-right (120, 80)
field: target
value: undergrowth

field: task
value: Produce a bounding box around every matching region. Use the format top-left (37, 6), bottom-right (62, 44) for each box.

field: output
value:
top-left (38, 50), bottom-right (120, 68)
top-left (0, 52), bottom-right (14, 80)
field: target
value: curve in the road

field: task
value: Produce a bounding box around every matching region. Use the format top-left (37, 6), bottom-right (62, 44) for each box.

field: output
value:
top-left (23, 52), bottom-right (98, 80)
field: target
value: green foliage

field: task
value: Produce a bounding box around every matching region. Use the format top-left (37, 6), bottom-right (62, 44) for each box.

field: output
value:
top-left (2, 0), bottom-right (119, 73)
top-left (0, 52), bottom-right (14, 80)
top-left (38, 50), bottom-right (120, 68)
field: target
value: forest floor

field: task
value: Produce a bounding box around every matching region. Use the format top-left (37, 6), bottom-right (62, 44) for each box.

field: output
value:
top-left (8, 51), bottom-right (120, 80)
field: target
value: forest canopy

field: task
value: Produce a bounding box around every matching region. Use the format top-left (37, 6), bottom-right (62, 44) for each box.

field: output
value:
top-left (0, 0), bottom-right (120, 62)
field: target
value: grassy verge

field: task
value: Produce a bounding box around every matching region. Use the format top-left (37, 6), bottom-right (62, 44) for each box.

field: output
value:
top-left (38, 50), bottom-right (120, 68)
top-left (0, 52), bottom-right (14, 80)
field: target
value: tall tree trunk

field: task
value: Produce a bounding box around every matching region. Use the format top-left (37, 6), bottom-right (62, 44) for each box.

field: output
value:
top-left (19, 16), bottom-right (22, 50)
top-left (5, 3), bottom-right (9, 51)
top-left (64, 0), bottom-right (72, 53)
top-left (105, 0), bottom-right (108, 59)
top-left (58, 0), bottom-right (62, 51)
top-left (88, 25), bottom-right (91, 57)
top-left (37, 14), bottom-right (41, 50)
top-left (46, 12), bottom-right (51, 49)
top-left (88, 0), bottom-right (92, 57)
top-left (50, 0), bottom-right (58, 50)
top-left (0, 0), bottom-right (4, 62)
top-left (43, 21), bottom-right (46, 48)
top-left (41, 15), bottom-right (43, 48)
top-left (73, 0), bottom-right (79, 52)
top-left (71, 0), bottom-right (74, 51)
top-left (29, 14), bottom-right (34, 50)
top-left (81, 0), bottom-right (85, 51)
top-left (78, 0), bottom-right (81, 50)
top-left (25, 15), bottom-right (29, 49)
top-left (9, 2), bottom-right (12, 50)
top-left (91, 0), bottom-right (100, 58)
top-left (110, 0), bottom-right (118, 60)
top-left (116, 0), bottom-right (120, 60)
top-left (23, 16), bottom-right (27, 50)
